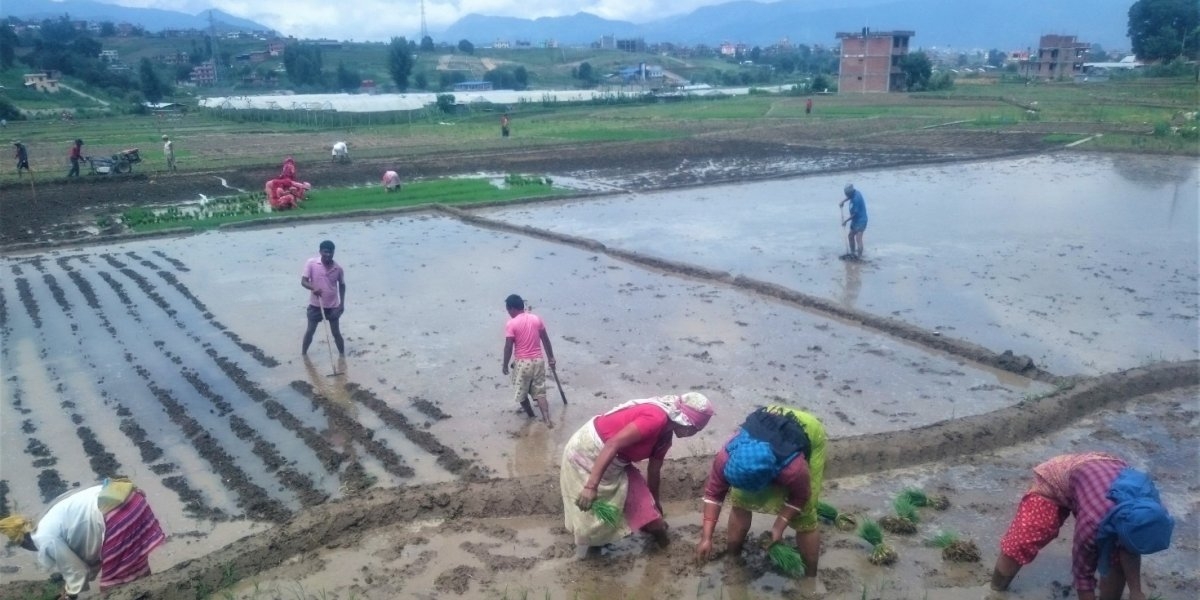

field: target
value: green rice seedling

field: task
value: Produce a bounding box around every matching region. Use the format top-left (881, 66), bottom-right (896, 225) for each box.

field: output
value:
top-left (900, 487), bottom-right (951, 510)
top-left (590, 500), bottom-right (621, 527)
top-left (767, 542), bottom-right (806, 577)
top-left (880, 496), bottom-right (919, 535)
top-left (857, 519), bottom-right (898, 566)
top-left (927, 530), bottom-right (981, 562)
top-left (817, 500), bottom-right (858, 531)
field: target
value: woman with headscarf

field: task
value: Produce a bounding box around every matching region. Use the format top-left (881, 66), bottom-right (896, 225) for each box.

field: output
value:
top-left (561, 392), bottom-right (714, 551)
top-left (0, 479), bottom-right (166, 600)
top-left (989, 453), bottom-right (1173, 600)
top-left (695, 405), bottom-right (827, 584)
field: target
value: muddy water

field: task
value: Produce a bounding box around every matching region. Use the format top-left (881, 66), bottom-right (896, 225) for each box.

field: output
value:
top-left (483, 153), bottom-right (1199, 375)
top-left (214, 386), bottom-right (1198, 600)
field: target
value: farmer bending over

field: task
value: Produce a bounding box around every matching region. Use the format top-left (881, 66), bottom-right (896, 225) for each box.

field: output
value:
top-left (990, 452), bottom-right (1173, 600)
top-left (696, 405), bottom-right (828, 594)
top-left (1, 479), bottom-right (167, 600)
top-left (563, 393), bottom-right (714, 554)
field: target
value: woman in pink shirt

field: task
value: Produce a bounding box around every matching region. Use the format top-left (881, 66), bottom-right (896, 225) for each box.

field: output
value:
top-left (560, 393), bottom-right (714, 553)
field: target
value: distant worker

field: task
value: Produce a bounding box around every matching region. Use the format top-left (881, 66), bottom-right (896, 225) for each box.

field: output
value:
top-left (331, 141), bottom-right (349, 163)
top-left (839, 183), bottom-right (868, 260)
top-left (162, 135), bottom-right (176, 172)
top-left (500, 113), bottom-right (511, 138)
top-left (67, 139), bottom-right (84, 177)
top-left (13, 141), bottom-right (30, 178)
top-left (382, 170), bottom-right (401, 193)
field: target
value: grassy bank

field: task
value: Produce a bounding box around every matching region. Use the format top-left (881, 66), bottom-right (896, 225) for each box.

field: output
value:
top-left (115, 175), bottom-right (567, 233)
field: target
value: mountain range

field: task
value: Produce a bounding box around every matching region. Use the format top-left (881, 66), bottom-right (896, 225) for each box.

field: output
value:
top-left (2, 0), bottom-right (273, 34)
top-left (441, 0), bottom-right (1133, 50)
top-left (2, 0), bottom-right (1132, 50)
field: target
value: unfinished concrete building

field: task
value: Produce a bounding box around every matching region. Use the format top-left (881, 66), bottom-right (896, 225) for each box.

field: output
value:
top-left (836, 28), bottom-right (914, 93)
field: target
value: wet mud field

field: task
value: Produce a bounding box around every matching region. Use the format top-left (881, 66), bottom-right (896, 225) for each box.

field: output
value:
top-left (1, 139), bottom-right (1198, 600)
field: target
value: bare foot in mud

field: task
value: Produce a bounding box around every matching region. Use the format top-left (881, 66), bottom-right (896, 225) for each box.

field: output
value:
top-left (796, 577), bottom-right (826, 598)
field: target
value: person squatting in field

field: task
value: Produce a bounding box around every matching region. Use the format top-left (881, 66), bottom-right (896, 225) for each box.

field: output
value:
top-left (695, 405), bottom-right (827, 592)
top-left (989, 452), bottom-right (1173, 600)
top-left (331, 141), bottom-right (349, 162)
top-left (0, 479), bottom-right (167, 600)
top-left (562, 393), bottom-right (715, 553)
top-left (840, 183), bottom-right (868, 259)
top-left (382, 170), bottom-right (401, 192)
top-left (501, 294), bottom-right (557, 427)
top-left (301, 240), bottom-right (346, 356)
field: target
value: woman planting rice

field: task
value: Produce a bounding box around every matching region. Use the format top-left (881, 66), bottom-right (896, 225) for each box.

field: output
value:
top-left (0, 479), bottom-right (166, 599)
top-left (561, 392), bottom-right (714, 553)
top-left (990, 452), bottom-right (1174, 600)
top-left (695, 405), bottom-right (827, 589)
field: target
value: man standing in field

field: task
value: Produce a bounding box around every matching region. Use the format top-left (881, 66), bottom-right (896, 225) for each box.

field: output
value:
top-left (500, 113), bottom-right (511, 138)
top-left (67, 139), bottom-right (83, 177)
top-left (13, 141), bottom-right (30, 178)
top-left (502, 294), bottom-right (556, 427)
top-left (839, 183), bottom-right (868, 260)
top-left (301, 240), bottom-right (347, 356)
top-left (162, 135), bottom-right (176, 172)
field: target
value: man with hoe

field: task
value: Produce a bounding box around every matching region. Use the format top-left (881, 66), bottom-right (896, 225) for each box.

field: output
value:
top-left (301, 240), bottom-right (347, 356)
top-left (501, 294), bottom-right (556, 427)
top-left (839, 183), bottom-right (868, 260)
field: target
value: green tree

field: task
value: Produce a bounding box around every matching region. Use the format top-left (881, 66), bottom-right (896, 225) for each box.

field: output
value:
top-left (414, 72), bottom-right (428, 89)
top-left (986, 49), bottom-right (1007, 68)
top-left (577, 61), bottom-right (594, 82)
top-left (336, 61), bottom-right (361, 91)
top-left (810, 73), bottom-right (830, 92)
top-left (0, 24), bottom-right (15, 69)
top-left (99, 21), bottom-right (116, 37)
top-left (283, 43), bottom-right (324, 87)
top-left (420, 36), bottom-right (435, 52)
top-left (1128, 0), bottom-right (1200, 61)
top-left (139, 57), bottom-right (167, 102)
top-left (457, 39), bottom-right (474, 54)
top-left (388, 36), bottom-right (414, 91)
top-left (898, 51), bottom-right (933, 91)
top-left (513, 65), bottom-right (528, 90)
top-left (436, 93), bottom-right (456, 113)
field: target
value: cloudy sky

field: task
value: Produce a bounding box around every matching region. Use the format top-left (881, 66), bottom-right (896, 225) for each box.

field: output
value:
top-left (93, 0), bottom-right (872, 41)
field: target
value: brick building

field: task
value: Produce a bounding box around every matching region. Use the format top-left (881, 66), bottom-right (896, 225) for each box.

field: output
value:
top-left (1025, 34), bottom-right (1089, 79)
top-left (836, 28), bottom-right (914, 93)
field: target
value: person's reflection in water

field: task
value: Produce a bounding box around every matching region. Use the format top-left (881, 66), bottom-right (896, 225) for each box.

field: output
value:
top-left (840, 258), bottom-right (862, 309)
top-left (303, 355), bottom-right (363, 494)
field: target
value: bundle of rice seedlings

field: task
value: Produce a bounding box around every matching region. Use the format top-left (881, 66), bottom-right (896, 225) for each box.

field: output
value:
top-left (900, 487), bottom-right (951, 511)
top-left (879, 496), bottom-right (919, 535)
top-left (590, 500), bottom-right (621, 528)
top-left (817, 501), bottom-right (859, 531)
top-left (766, 542), bottom-right (806, 577)
top-left (857, 519), bottom-right (898, 566)
top-left (928, 531), bottom-right (981, 563)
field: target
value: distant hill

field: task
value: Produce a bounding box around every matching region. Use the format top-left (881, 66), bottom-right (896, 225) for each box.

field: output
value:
top-left (2, 0), bottom-right (273, 33)
top-left (441, 0), bottom-right (1132, 50)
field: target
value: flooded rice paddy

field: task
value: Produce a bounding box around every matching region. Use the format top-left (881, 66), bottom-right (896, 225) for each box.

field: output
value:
top-left (1, 152), bottom-right (1196, 599)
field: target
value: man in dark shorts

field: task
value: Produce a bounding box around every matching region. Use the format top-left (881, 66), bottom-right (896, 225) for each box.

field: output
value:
top-left (301, 240), bottom-right (346, 355)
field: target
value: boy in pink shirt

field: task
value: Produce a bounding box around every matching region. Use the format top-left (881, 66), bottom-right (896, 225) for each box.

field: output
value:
top-left (501, 294), bottom-right (556, 427)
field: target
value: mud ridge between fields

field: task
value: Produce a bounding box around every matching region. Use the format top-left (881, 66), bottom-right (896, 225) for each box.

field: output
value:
top-left (8, 361), bottom-right (1172, 600)
top-left (438, 205), bottom-right (1057, 382)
